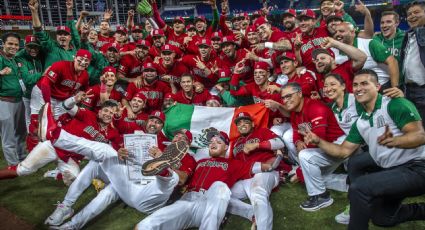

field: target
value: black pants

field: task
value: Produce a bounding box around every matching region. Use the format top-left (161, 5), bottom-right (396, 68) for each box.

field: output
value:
top-left (406, 84), bottom-right (425, 129)
top-left (347, 153), bottom-right (425, 230)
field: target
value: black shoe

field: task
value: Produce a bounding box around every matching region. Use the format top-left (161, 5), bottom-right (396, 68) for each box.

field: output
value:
top-left (300, 191), bottom-right (334, 212)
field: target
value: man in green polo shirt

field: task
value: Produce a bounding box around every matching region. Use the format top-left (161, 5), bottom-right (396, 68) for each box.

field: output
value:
top-left (302, 69), bottom-right (425, 229)
top-left (0, 32), bottom-right (27, 166)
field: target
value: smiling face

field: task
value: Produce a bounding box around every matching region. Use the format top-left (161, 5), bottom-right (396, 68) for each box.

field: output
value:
top-left (222, 43), bottom-right (236, 58)
top-left (353, 74), bottom-right (380, 104)
top-left (320, 0), bottom-right (335, 17)
top-left (3, 36), bottom-right (19, 57)
top-left (103, 72), bottom-right (117, 87)
top-left (247, 31), bottom-right (260, 44)
top-left (152, 36), bottom-right (165, 48)
top-left (236, 119), bottom-right (254, 136)
top-left (88, 30), bottom-right (98, 44)
top-left (282, 15), bottom-right (296, 31)
top-left (256, 23), bottom-right (272, 41)
top-left (334, 23), bottom-right (355, 45)
top-left (180, 75), bottom-right (193, 93)
top-left (280, 59), bottom-right (297, 75)
top-left (299, 17), bottom-right (315, 33)
top-left (161, 51), bottom-right (176, 66)
top-left (198, 45), bottom-right (211, 59)
top-left (100, 21), bottom-right (110, 34)
top-left (314, 53), bottom-right (333, 74)
top-left (380, 14), bottom-right (399, 39)
top-left (98, 106), bottom-right (116, 124)
top-left (253, 69), bottom-right (269, 86)
top-left (143, 68), bottom-right (157, 84)
top-left (324, 75), bottom-right (346, 101)
top-left (145, 117), bottom-right (164, 134)
top-left (74, 56), bottom-right (91, 72)
top-left (281, 86), bottom-right (303, 112)
top-left (56, 32), bottom-right (71, 48)
top-left (130, 97), bottom-right (145, 114)
top-left (114, 31), bottom-right (128, 43)
top-left (208, 136), bottom-right (228, 157)
top-left (106, 49), bottom-right (119, 64)
top-left (172, 132), bottom-right (190, 145)
top-left (407, 5), bottom-right (425, 29)
top-left (195, 20), bottom-right (206, 32)
top-left (173, 20), bottom-right (185, 33)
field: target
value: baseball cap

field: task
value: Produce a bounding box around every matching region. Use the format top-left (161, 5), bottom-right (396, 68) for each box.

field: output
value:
top-left (173, 16), bottom-right (185, 24)
top-left (312, 48), bottom-right (335, 60)
top-left (186, 24), bottom-right (196, 31)
top-left (197, 38), bottom-right (212, 47)
top-left (245, 25), bottom-right (257, 36)
top-left (174, 129), bottom-right (193, 143)
top-left (132, 92), bottom-right (147, 101)
top-left (282, 9), bottom-right (297, 18)
top-left (102, 66), bottom-right (116, 75)
top-left (253, 16), bottom-right (269, 28)
top-left (221, 36), bottom-right (237, 47)
top-left (25, 35), bottom-right (40, 46)
top-left (152, 29), bottom-right (165, 37)
top-left (254, 61), bottom-right (270, 71)
top-left (102, 42), bottom-right (121, 53)
top-left (56, 26), bottom-right (71, 34)
top-left (75, 49), bottom-right (92, 61)
top-left (211, 31), bottom-right (222, 40)
top-left (208, 131), bottom-right (230, 145)
top-left (297, 9), bottom-right (316, 20)
top-left (115, 25), bottom-right (128, 34)
top-left (194, 16), bottom-right (206, 23)
top-left (217, 68), bottom-right (231, 83)
top-left (136, 39), bottom-right (151, 48)
top-left (277, 52), bottom-right (297, 62)
top-left (148, 110), bottom-right (165, 123)
top-left (206, 95), bottom-right (221, 104)
top-left (132, 25), bottom-right (143, 32)
top-left (161, 44), bottom-right (176, 53)
top-left (143, 62), bottom-right (157, 71)
top-left (325, 14), bottom-right (343, 24)
top-left (164, 93), bottom-right (175, 100)
top-left (234, 112), bottom-right (253, 124)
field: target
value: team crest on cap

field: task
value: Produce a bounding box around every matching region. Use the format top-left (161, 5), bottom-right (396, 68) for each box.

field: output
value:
top-left (155, 111), bottom-right (161, 116)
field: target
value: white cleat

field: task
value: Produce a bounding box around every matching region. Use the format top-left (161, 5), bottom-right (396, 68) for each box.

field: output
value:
top-left (45, 202), bottom-right (74, 226)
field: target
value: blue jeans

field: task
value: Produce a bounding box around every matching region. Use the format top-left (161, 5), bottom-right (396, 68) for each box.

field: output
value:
top-left (347, 153), bottom-right (425, 230)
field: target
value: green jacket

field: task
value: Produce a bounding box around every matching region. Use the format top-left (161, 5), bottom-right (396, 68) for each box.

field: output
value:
top-left (35, 19), bottom-right (80, 69)
top-left (15, 49), bottom-right (43, 98)
top-left (0, 52), bottom-right (23, 100)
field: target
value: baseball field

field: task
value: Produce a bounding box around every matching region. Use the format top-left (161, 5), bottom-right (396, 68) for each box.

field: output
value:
top-left (1, 157), bottom-right (424, 230)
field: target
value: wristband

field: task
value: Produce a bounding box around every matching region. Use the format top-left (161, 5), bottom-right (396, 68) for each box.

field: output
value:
top-left (265, 42), bottom-right (274, 49)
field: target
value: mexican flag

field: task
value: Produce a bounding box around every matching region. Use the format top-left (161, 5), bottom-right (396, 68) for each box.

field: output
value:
top-left (163, 103), bottom-right (270, 158)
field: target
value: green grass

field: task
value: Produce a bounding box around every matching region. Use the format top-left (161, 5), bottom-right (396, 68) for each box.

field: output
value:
top-left (1, 158), bottom-right (425, 230)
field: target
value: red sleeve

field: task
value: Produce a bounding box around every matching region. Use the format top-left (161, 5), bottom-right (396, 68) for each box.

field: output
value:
top-left (290, 113), bottom-right (302, 144)
top-left (125, 83), bottom-right (138, 101)
top-left (118, 55), bottom-right (131, 76)
top-left (178, 154), bottom-right (197, 177)
top-left (81, 86), bottom-right (99, 109)
top-left (308, 102), bottom-right (330, 141)
top-left (300, 73), bottom-right (317, 97)
top-left (230, 84), bottom-right (250, 97)
top-left (39, 76), bottom-right (52, 103)
top-left (74, 108), bottom-right (95, 121)
top-left (151, 2), bottom-right (166, 29)
top-left (219, 15), bottom-right (233, 36)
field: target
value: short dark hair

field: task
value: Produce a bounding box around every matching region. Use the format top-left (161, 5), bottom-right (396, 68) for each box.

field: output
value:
top-left (100, 99), bottom-right (119, 109)
top-left (181, 73), bottom-right (194, 80)
top-left (381, 11), bottom-right (400, 23)
top-left (354, 69), bottom-right (379, 85)
top-left (2, 32), bottom-right (21, 43)
top-left (282, 82), bottom-right (302, 92)
top-left (324, 73), bottom-right (346, 86)
top-left (406, 0), bottom-right (425, 12)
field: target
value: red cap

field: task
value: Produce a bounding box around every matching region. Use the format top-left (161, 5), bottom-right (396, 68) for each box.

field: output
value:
top-left (149, 110), bottom-right (165, 123)
top-left (194, 16), bottom-right (206, 23)
top-left (173, 16), bottom-right (185, 24)
top-left (75, 49), bottom-right (92, 61)
top-left (25, 35), bottom-right (40, 46)
top-left (136, 39), bottom-right (151, 48)
top-left (186, 24), bottom-right (196, 31)
top-left (297, 9), bottom-right (316, 20)
top-left (282, 9), bottom-right (297, 18)
top-left (211, 31), bottom-right (222, 39)
top-left (254, 61), bottom-right (270, 71)
top-left (245, 25), bottom-right (257, 36)
top-left (277, 52), bottom-right (297, 62)
top-left (209, 131), bottom-right (230, 145)
top-left (143, 62), bottom-right (157, 71)
top-left (217, 68), bottom-right (231, 83)
top-left (164, 93), bottom-right (175, 100)
top-left (207, 95), bottom-right (221, 103)
top-left (132, 25), bottom-right (143, 32)
top-left (234, 112), bottom-right (253, 124)
top-left (221, 36), bottom-right (237, 46)
top-left (175, 129), bottom-right (193, 143)
top-left (152, 29), bottom-right (165, 37)
top-left (161, 44), bottom-right (176, 53)
top-left (197, 38), bottom-right (212, 47)
top-left (56, 26), bottom-right (71, 34)
top-left (102, 42), bottom-right (121, 52)
top-left (102, 66), bottom-right (116, 75)
top-left (253, 17), bottom-right (269, 28)
top-left (312, 48), bottom-right (335, 60)
top-left (133, 92), bottom-right (147, 101)
top-left (115, 25), bottom-right (128, 34)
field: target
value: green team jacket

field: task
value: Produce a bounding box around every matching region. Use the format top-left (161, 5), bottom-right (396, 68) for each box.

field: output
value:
top-left (34, 18), bottom-right (80, 70)
top-left (0, 52), bottom-right (23, 100)
top-left (15, 49), bottom-right (43, 98)
top-left (373, 29), bottom-right (406, 83)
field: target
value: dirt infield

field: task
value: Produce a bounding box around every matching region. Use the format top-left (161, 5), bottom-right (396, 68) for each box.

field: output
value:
top-left (0, 207), bottom-right (34, 230)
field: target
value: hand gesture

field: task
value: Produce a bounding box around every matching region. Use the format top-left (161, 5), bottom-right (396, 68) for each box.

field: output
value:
top-left (128, 9), bottom-right (135, 17)
top-left (203, 0), bottom-right (216, 7)
top-left (310, 91), bottom-right (321, 100)
top-left (244, 48), bottom-right (259, 61)
top-left (118, 148), bottom-right (129, 160)
top-left (354, 0), bottom-right (369, 15)
top-left (294, 33), bottom-right (303, 50)
top-left (115, 102), bottom-right (126, 118)
top-left (149, 146), bottom-right (163, 158)
top-left (298, 127), bottom-right (320, 146)
top-left (194, 56), bottom-right (207, 70)
top-left (266, 84), bottom-right (281, 94)
top-left (66, 0), bottom-right (73, 10)
top-left (80, 10), bottom-right (90, 18)
top-left (74, 89), bottom-right (94, 103)
top-left (221, 0), bottom-right (229, 14)
top-left (183, 36), bottom-right (193, 45)
top-left (0, 67), bottom-right (12, 76)
top-left (377, 125), bottom-right (397, 147)
top-left (252, 43), bottom-right (266, 51)
top-left (135, 75), bottom-right (144, 88)
top-left (28, 0), bottom-right (39, 12)
top-left (243, 142), bottom-right (258, 154)
top-left (103, 9), bottom-right (113, 21)
top-left (334, 0), bottom-right (344, 12)
top-left (233, 59), bottom-right (246, 74)
top-left (127, 109), bottom-right (136, 119)
top-left (210, 61), bottom-right (219, 74)
top-left (320, 37), bottom-right (335, 49)
top-left (383, 87), bottom-right (404, 98)
top-left (263, 99), bottom-right (280, 111)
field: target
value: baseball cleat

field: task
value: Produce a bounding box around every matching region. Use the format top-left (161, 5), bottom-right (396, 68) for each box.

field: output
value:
top-left (45, 202), bottom-right (74, 226)
top-left (142, 141), bottom-right (188, 176)
top-left (38, 103), bottom-right (58, 142)
top-left (49, 222), bottom-right (76, 230)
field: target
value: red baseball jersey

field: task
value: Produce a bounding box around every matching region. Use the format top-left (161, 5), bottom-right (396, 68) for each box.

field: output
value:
top-left (82, 84), bottom-right (123, 112)
top-left (113, 108), bottom-right (148, 135)
top-left (218, 49), bottom-right (254, 84)
top-left (165, 27), bottom-right (187, 50)
top-left (316, 60), bottom-right (355, 96)
top-left (126, 80), bottom-right (172, 113)
top-left (118, 54), bottom-right (148, 79)
top-left (230, 81), bottom-right (281, 104)
top-left (287, 71), bottom-right (317, 98)
top-left (298, 27), bottom-right (329, 71)
top-left (187, 157), bottom-right (254, 192)
top-left (38, 61), bottom-right (89, 101)
top-left (57, 108), bottom-right (121, 162)
top-left (233, 127), bottom-right (278, 164)
top-left (156, 59), bottom-right (190, 83)
top-left (173, 90), bottom-right (212, 106)
top-left (290, 98), bottom-right (344, 148)
top-left (97, 34), bottom-right (115, 48)
top-left (181, 54), bottom-right (219, 88)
